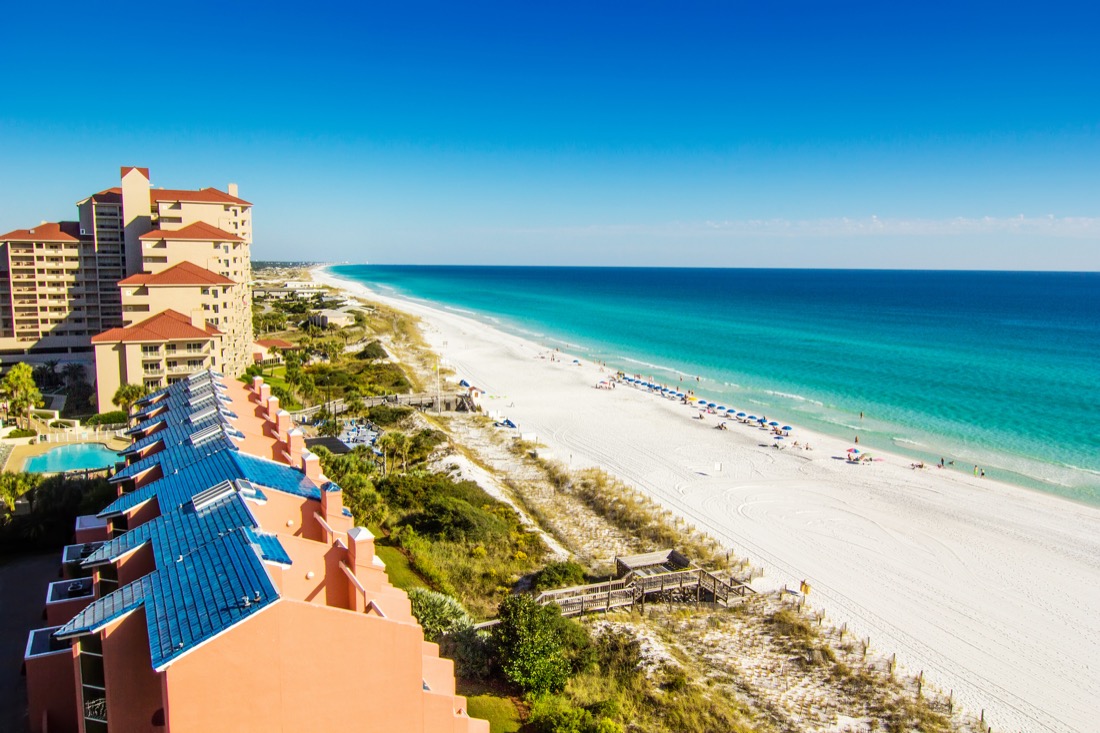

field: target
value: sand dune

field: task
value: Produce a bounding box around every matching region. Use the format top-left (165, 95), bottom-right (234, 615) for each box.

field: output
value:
top-left (315, 268), bottom-right (1100, 733)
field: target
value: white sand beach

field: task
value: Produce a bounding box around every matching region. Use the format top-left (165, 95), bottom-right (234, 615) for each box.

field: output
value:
top-left (315, 267), bottom-right (1100, 733)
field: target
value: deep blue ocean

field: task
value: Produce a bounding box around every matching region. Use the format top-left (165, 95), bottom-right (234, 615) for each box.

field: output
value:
top-left (331, 265), bottom-right (1100, 504)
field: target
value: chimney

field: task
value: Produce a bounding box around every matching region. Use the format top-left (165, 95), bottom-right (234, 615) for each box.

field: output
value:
top-left (228, 183), bottom-right (239, 198)
top-left (276, 410), bottom-right (291, 443)
top-left (346, 527), bottom-right (376, 573)
top-left (259, 383), bottom-right (271, 404)
top-left (251, 375), bottom-right (264, 397)
top-left (286, 428), bottom-right (304, 466)
top-left (266, 395), bottom-right (280, 422)
top-left (320, 482), bottom-right (343, 524)
top-left (301, 450), bottom-right (321, 481)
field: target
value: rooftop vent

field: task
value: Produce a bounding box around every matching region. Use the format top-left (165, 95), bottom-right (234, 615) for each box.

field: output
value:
top-left (191, 479), bottom-right (236, 510)
top-left (189, 424), bottom-right (224, 447)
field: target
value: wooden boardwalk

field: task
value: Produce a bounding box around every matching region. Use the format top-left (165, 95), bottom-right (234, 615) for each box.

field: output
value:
top-left (534, 567), bottom-right (755, 617)
top-left (290, 391), bottom-right (473, 420)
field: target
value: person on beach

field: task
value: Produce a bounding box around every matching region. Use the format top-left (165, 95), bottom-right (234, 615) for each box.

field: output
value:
top-left (973, 465), bottom-right (979, 476)
top-left (940, 457), bottom-right (945, 468)
top-left (981, 469), bottom-right (985, 478)
top-left (854, 435), bottom-right (859, 444)
top-left (860, 411), bottom-right (864, 420)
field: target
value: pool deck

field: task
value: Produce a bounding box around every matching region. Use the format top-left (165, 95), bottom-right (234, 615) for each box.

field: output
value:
top-left (2, 436), bottom-right (130, 473)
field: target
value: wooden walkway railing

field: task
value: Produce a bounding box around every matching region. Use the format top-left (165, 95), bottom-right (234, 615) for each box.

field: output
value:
top-left (534, 568), bottom-right (754, 617)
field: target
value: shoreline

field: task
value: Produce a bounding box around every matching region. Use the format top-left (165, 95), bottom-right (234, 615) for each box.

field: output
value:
top-left (313, 265), bottom-right (1100, 733)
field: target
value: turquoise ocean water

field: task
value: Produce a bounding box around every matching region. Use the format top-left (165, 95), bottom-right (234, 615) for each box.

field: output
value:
top-left (330, 265), bottom-right (1100, 505)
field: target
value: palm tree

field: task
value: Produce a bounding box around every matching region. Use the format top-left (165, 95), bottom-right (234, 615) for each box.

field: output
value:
top-left (62, 362), bottom-right (87, 389)
top-left (1, 363), bottom-right (44, 429)
top-left (376, 433), bottom-right (398, 476)
top-left (112, 383), bottom-right (149, 417)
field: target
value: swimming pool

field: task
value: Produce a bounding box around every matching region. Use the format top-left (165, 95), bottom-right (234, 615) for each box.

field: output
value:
top-left (24, 443), bottom-right (120, 473)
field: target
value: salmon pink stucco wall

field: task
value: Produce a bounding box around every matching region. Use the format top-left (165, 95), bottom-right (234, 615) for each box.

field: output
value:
top-left (25, 647), bottom-right (78, 733)
top-left (101, 611), bottom-right (165, 733)
top-left (163, 600), bottom-right (454, 732)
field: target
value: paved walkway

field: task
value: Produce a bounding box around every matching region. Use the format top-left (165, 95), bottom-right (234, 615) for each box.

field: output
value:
top-left (0, 552), bottom-right (61, 733)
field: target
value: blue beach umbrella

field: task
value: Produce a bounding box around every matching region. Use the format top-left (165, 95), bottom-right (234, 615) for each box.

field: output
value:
top-left (769, 421), bottom-right (779, 426)
top-left (757, 417), bottom-right (766, 423)
top-left (737, 412), bottom-right (746, 418)
top-left (746, 415), bottom-right (757, 421)
top-left (716, 405), bottom-right (727, 412)
top-left (707, 402), bottom-right (717, 408)
top-left (781, 426), bottom-right (793, 431)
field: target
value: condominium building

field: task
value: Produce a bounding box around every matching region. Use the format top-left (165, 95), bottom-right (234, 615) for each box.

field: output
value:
top-left (0, 166), bottom-right (254, 409)
top-left (24, 371), bottom-right (487, 733)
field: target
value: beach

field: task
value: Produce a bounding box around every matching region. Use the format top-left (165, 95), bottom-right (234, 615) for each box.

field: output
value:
top-left (315, 266), bottom-right (1100, 733)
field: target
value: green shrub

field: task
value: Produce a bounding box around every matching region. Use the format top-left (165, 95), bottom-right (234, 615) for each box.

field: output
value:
top-left (8, 429), bottom-right (36, 439)
top-left (408, 588), bottom-right (472, 640)
top-left (532, 561), bottom-right (587, 592)
top-left (439, 627), bottom-right (494, 680)
top-left (84, 411), bottom-right (127, 426)
top-left (403, 496), bottom-right (509, 543)
top-left (368, 404), bottom-right (412, 426)
top-left (493, 595), bottom-right (572, 695)
top-left (357, 340), bottom-right (388, 360)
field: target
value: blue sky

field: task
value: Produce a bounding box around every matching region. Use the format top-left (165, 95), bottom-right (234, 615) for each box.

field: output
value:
top-left (2, 1), bottom-right (1098, 269)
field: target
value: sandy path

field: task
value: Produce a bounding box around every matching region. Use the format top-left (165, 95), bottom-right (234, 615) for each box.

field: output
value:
top-left (315, 267), bottom-right (1100, 733)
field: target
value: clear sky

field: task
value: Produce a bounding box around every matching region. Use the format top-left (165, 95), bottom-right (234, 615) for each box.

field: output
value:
top-left (2, 1), bottom-right (1098, 270)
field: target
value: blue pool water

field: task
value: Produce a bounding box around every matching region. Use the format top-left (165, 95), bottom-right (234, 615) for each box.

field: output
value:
top-left (25, 443), bottom-right (120, 473)
top-left (330, 265), bottom-right (1100, 504)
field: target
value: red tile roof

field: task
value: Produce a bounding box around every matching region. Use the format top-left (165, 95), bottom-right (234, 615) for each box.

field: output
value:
top-left (121, 166), bottom-right (150, 179)
top-left (91, 310), bottom-right (222, 344)
top-left (92, 187), bottom-right (123, 204)
top-left (0, 221), bottom-right (81, 242)
top-left (255, 339), bottom-right (295, 349)
top-left (150, 187), bottom-right (251, 207)
top-left (118, 261), bottom-right (235, 287)
top-left (138, 221), bottom-right (243, 242)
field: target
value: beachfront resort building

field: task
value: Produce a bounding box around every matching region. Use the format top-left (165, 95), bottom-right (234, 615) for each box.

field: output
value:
top-left (23, 370), bottom-right (487, 733)
top-left (0, 166), bottom-right (254, 409)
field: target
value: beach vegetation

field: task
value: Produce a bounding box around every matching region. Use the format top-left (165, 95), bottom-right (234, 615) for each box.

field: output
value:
top-left (408, 587), bottom-right (473, 640)
top-left (367, 404), bottom-right (413, 426)
top-left (7, 428), bottom-right (37, 439)
top-left (532, 560), bottom-right (588, 592)
top-left (493, 594), bottom-right (574, 695)
top-left (357, 340), bottom-right (388, 360)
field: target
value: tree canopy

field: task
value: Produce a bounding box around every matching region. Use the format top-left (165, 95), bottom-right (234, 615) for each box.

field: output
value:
top-left (112, 383), bottom-right (149, 414)
top-left (1, 363), bottom-right (43, 427)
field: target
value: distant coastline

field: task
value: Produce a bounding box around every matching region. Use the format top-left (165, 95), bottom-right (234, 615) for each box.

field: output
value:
top-left (322, 264), bottom-right (1100, 506)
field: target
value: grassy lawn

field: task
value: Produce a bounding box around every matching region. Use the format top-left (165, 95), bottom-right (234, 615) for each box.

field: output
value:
top-left (465, 695), bottom-right (521, 733)
top-left (373, 541), bottom-right (428, 591)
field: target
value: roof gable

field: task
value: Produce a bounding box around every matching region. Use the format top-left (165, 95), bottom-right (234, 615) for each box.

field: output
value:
top-left (118, 261), bottom-right (235, 287)
top-left (138, 220), bottom-right (243, 243)
top-left (91, 310), bottom-right (221, 344)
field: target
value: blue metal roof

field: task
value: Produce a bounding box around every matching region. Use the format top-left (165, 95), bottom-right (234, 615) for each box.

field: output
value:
top-left (85, 491), bottom-right (260, 567)
top-left (55, 575), bottom-right (154, 638)
top-left (111, 431), bottom-right (238, 482)
top-left (56, 529), bottom-right (281, 671)
top-left (101, 449), bottom-right (322, 518)
top-left (130, 374), bottom-right (229, 423)
top-left (245, 527), bottom-right (292, 565)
